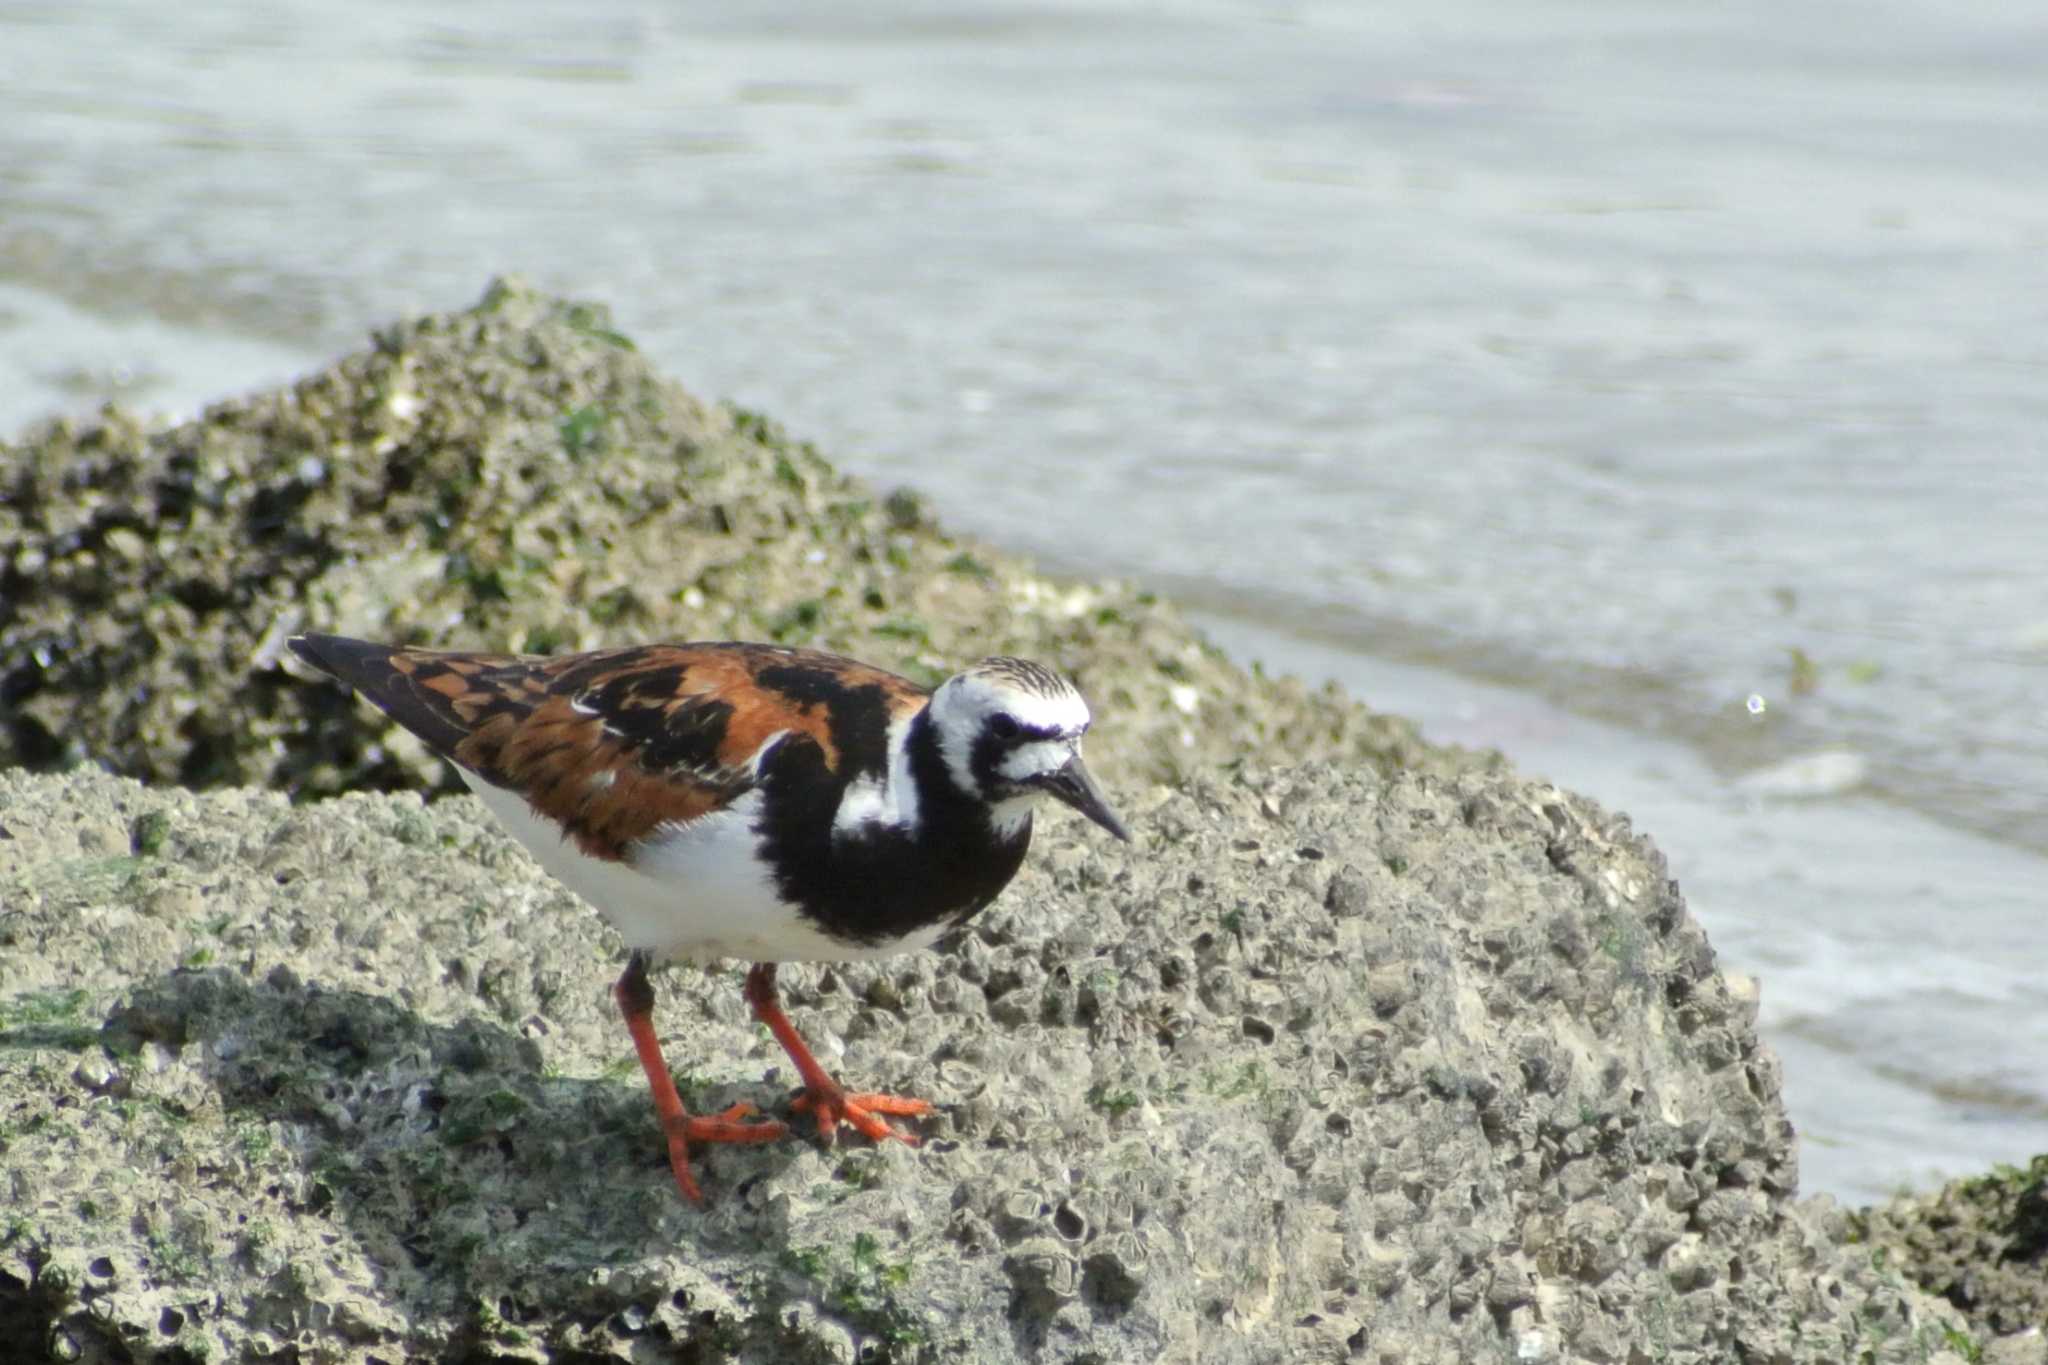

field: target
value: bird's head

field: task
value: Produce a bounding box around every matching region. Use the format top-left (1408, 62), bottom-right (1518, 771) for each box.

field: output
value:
top-left (927, 657), bottom-right (1129, 841)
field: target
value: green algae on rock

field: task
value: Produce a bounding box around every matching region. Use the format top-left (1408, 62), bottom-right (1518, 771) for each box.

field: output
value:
top-left (1855, 1157), bottom-right (2048, 1344)
top-left (0, 278), bottom-right (1473, 803)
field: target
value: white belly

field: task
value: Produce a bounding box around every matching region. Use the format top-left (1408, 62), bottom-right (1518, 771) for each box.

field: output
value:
top-left (461, 774), bottom-right (947, 964)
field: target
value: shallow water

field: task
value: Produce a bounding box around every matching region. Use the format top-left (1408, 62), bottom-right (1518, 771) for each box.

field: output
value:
top-left (2, 0), bottom-right (2043, 1202)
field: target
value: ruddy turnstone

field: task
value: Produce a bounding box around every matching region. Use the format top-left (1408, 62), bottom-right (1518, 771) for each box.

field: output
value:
top-left (287, 634), bottom-right (1128, 1202)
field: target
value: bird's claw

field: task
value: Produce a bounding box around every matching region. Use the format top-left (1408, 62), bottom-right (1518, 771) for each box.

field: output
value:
top-left (791, 1085), bottom-right (933, 1145)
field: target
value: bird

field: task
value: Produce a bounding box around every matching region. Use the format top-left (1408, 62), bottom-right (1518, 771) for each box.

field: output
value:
top-left (286, 633), bottom-right (1129, 1202)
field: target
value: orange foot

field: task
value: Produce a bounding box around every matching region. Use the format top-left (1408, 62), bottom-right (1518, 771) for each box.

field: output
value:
top-left (615, 952), bottom-right (787, 1204)
top-left (745, 962), bottom-right (935, 1148)
top-left (790, 1083), bottom-right (934, 1145)
top-left (658, 1101), bottom-right (787, 1204)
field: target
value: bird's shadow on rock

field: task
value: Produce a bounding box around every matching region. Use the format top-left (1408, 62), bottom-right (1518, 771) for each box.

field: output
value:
top-left (103, 965), bottom-right (808, 1316)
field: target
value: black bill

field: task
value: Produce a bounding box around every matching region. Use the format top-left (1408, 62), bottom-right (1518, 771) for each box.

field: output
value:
top-left (1042, 753), bottom-right (1131, 842)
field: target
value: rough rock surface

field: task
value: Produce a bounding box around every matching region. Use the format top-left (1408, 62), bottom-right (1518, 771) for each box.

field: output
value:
top-left (0, 764), bottom-right (1973, 1364)
top-left (0, 278), bottom-right (1466, 800)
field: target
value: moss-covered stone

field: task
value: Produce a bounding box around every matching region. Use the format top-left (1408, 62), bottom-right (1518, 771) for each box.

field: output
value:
top-left (0, 278), bottom-right (1478, 802)
top-left (1856, 1156), bottom-right (2048, 1343)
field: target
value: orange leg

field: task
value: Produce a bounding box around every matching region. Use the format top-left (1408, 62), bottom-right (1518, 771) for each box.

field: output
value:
top-left (615, 952), bottom-right (785, 1203)
top-left (744, 962), bottom-right (933, 1145)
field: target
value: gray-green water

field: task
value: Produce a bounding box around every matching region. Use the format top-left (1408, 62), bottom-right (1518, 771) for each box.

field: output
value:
top-left (3, 0), bottom-right (2043, 1202)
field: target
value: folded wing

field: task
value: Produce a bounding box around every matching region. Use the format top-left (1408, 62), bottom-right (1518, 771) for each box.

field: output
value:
top-left (289, 636), bottom-right (924, 861)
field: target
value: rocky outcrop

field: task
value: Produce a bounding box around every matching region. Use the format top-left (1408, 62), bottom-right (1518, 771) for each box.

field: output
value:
top-left (0, 763), bottom-right (1971, 1363)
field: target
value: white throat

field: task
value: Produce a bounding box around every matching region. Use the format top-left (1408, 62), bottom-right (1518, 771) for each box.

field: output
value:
top-left (987, 794), bottom-right (1036, 840)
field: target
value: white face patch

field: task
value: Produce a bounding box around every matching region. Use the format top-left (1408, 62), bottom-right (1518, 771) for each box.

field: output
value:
top-left (991, 685), bottom-right (1088, 735)
top-left (998, 738), bottom-right (1075, 785)
top-left (928, 667), bottom-right (1091, 799)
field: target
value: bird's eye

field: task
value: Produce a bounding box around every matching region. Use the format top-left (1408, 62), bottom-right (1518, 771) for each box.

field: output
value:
top-left (989, 713), bottom-right (1021, 740)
